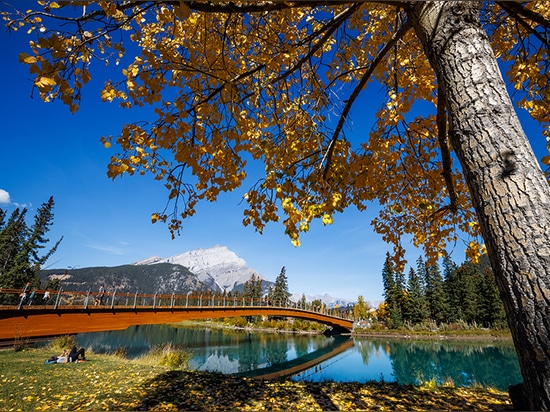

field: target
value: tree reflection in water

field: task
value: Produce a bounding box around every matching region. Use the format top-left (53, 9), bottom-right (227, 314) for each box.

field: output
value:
top-left (74, 325), bottom-right (521, 390)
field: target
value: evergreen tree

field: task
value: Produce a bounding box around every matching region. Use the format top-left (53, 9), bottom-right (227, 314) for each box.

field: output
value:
top-left (242, 274), bottom-right (262, 322)
top-left (0, 197), bottom-right (62, 291)
top-left (300, 293), bottom-right (307, 309)
top-left (405, 267), bottom-right (429, 325)
top-left (381, 253), bottom-right (397, 310)
top-left (381, 253), bottom-right (406, 328)
top-left (271, 266), bottom-right (290, 306)
top-left (388, 302), bottom-right (403, 329)
top-left (425, 261), bottom-right (449, 325)
top-left (0, 208), bottom-right (27, 288)
top-left (394, 265), bottom-right (407, 323)
top-left (442, 253), bottom-right (461, 323)
top-left (243, 274), bottom-right (262, 305)
top-left (475, 257), bottom-right (507, 328)
top-left (446, 262), bottom-right (479, 324)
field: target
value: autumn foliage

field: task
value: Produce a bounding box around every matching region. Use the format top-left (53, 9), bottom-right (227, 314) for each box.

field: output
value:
top-left (3, 1), bottom-right (547, 267)
top-left (4, 3), bottom-right (550, 407)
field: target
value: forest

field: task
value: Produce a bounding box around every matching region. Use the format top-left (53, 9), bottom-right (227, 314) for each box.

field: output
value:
top-left (377, 254), bottom-right (506, 330)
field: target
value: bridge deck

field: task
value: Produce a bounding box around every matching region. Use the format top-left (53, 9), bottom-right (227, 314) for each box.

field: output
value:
top-left (0, 306), bottom-right (353, 341)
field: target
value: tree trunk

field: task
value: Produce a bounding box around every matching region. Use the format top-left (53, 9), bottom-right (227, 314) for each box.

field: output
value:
top-left (408, 3), bottom-right (550, 410)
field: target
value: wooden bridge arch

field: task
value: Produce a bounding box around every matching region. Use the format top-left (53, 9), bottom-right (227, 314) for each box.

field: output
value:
top-left (0, 306), bottom-right (353, 341)
top-left (0, 288), bottom-right (354, 341)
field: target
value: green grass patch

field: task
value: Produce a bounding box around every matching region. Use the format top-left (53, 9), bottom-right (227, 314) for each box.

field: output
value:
top-left (0, 346), bottom-right (168, 411)
top-left (0, 346), bottom-right (513, 411)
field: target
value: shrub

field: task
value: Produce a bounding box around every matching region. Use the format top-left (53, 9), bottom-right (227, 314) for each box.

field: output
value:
top-left (225, 317), bottom-right (248, 328)
top-left (49, 335), bottom-right (77, 351)
top-left (111, 346), bottom-right (128, 359)
top-left (13, 336), bottom-right (29, 352)
top-left (141, 343), bottom-right (192, 369)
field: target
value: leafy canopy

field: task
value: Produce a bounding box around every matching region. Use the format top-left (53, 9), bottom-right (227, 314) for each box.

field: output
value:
top-left (4, 1), bottom-right (550, 266)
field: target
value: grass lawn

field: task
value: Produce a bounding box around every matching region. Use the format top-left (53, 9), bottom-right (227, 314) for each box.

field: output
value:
top-left (0, 346), bottom-right (513, 411)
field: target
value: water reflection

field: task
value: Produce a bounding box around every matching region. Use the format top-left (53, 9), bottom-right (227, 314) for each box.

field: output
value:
top-left (76, 324), bottom-right (335, 374)
top-left (295, 337), bottom-right (522, 390)
top-left (75, 325), bottom-right (521, 390)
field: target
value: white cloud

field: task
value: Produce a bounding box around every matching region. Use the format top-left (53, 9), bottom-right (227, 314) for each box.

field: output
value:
top-left (0, 189), bottom-right (11, 204)
top-left (86, 243), bottom-right (126, 255)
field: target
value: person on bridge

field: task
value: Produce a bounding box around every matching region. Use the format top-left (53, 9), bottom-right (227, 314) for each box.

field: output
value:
top-left (42, 289), bottom-right (51, 304)
top-left (95, 285), bottom-right (105, 305)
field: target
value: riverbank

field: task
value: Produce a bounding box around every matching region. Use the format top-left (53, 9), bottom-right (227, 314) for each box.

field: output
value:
top-left (0, 347), bottom-right (513, 411)
top-left (352, 329), bottom-right (512, 341)
top-left (177, 319), bottom-right (513, 341)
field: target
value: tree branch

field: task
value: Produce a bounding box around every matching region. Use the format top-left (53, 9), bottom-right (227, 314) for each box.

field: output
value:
top-left (272, 3), bottom-right (362, 84)
top-left (322, 19), bottom-right (412, 181)
top-left (435, 80), bottom-right (458, 214)
top-left (496, 1), bottom-right (550, 30)
top-left (497, 1), bottom-right (550, 50)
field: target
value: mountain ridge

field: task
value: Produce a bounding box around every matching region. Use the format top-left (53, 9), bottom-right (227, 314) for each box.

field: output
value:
top-left (134, 245), bottom-right (267, 293)
top-left (41, 246), bottom-right (354, 307)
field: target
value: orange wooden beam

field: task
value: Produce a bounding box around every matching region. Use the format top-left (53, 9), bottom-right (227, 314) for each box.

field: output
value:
top-left (0, 306), bottom-right (353, 340)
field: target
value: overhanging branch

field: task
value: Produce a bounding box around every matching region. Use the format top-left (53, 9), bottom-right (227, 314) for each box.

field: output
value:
top-left (322, 19), bottom-right (412, 181)
top-left (497, 1), bottom-right (550, 50)
top-left (435, 80), bottom-right (458, 214)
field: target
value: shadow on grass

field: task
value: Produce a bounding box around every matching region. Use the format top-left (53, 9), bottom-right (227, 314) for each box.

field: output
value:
top-left (134, 371), bottom-right (513, 411)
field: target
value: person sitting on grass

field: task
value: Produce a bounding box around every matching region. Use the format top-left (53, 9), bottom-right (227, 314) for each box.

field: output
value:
top-left (68, 345), bottom-right (86, 362)
top-left (56, 349), bottom-right (68, 363)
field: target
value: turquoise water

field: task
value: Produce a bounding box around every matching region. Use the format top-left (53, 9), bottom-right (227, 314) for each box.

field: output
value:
top-left (74, 324), bottom-right (522, 390)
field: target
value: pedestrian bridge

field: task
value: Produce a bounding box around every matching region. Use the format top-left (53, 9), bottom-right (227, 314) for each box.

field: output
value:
top-left (0, 289), bottom-right (354, 341)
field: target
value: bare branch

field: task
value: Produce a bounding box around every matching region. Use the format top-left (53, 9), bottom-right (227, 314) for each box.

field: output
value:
top-left (435, 80), bottom-right (458, 215)
top-left (497, 1), bottom-right (550, 50)
top-left (496, 1), bottom-right (550, 30)
top-left (272, 4), bottom-right (362, 83)
top-left (322, 19), bottom-right (413, 181)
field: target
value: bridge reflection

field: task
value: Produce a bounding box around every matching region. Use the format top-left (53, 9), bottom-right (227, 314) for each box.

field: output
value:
top-left (233, 336), bottom-right (354, 380)
top-left (0, 289), bottom-right (353, 341)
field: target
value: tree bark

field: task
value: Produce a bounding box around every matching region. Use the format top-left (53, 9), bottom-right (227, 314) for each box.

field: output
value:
top-left (408, 3), bottom-right (550, 410)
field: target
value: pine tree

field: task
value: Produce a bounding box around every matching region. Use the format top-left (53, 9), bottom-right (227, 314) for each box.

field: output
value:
top-left (300, 293), bottom-right (307, 309)
top-left (388, 302), bottom-right (403, 329)
top-left (0, 208), bottom-right (27, 288)
top-left (271, 266), bottom-right (290, 306)
top-left (381, 253), bottom-right (396, 310)
top-left (442, 253), bottom-right (461, 323)
top-left (405, 267), bottom-right (429, 325)
top-left (475, 257), bottom-right (507, 328)
top-left (381, 253), bottom-right (406, 328)
top-left (448, 262), bottom-right (480, 325)
top-left (243, 274), bottom-right (262, 303)
top-left (425, 261), bottom-right (449, 325)
top-left (0, 197), bottom-right (62, 291)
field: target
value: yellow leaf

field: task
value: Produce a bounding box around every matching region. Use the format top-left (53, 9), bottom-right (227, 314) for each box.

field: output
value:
top-left (18, 52), bottom-right (37, 64)
top-left (176, 3), bottom-right (191, 19)
top-left (35, 76), bottom-right (57, 87)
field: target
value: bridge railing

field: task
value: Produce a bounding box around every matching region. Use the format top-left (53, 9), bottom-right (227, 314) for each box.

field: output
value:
top-left (0, 287), bottom-right (355, 320)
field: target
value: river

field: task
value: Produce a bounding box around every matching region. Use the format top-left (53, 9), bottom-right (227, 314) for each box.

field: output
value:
top-left (73, 323), bottom-right (522, 391)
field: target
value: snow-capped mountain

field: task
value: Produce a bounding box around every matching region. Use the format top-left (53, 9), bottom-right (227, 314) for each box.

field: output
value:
top-left (134, 245), bottom-right (267, 293)
top-left (289, 293), bottom-right (354, 309)
top-left (134, 245), bottom-right (355, 305)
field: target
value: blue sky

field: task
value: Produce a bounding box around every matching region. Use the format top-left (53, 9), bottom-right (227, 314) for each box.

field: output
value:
top-left (1, 5), bottom-right (548, 303)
